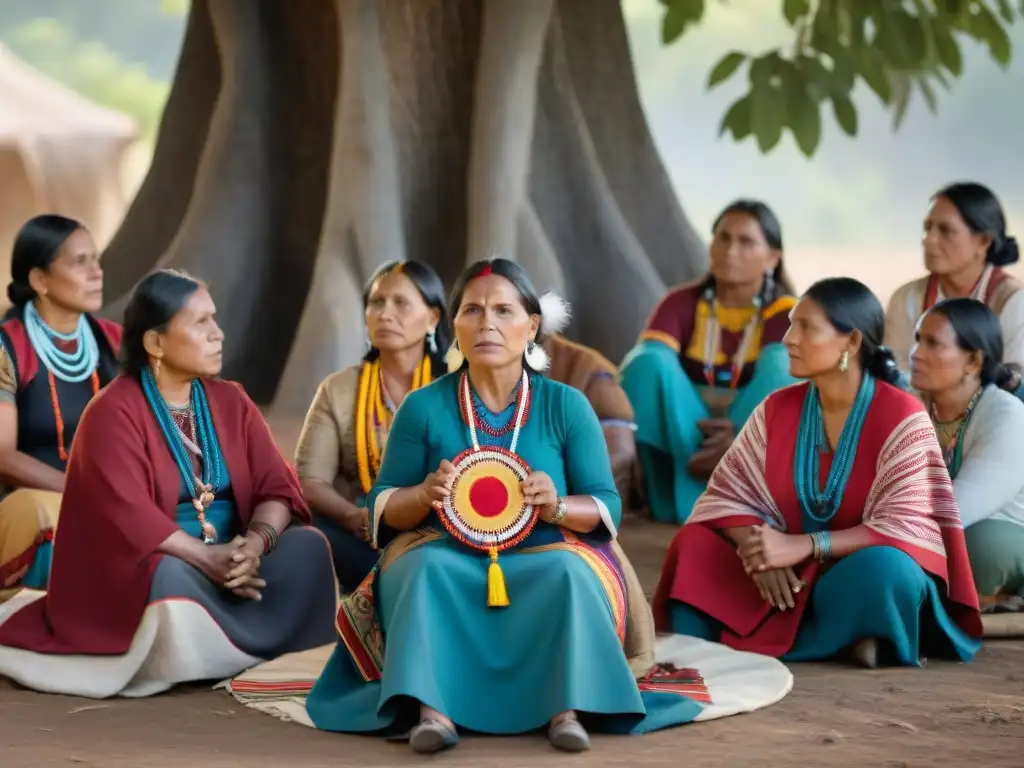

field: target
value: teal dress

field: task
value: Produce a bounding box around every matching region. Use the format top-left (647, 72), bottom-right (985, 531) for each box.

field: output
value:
top-left (621, 340), bottom-right (795, 524)
top-left (307, 373), bottom-right (707, 736)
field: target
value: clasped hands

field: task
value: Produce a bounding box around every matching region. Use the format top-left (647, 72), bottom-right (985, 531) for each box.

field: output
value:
top-left (418, 459), bottom-right (561, 521)
top-left (197, 534), bottom-right (266, 601)
top-left (737, 525), bottom-right (814, 612)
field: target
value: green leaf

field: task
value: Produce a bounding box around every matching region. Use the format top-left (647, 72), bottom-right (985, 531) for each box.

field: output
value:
top-left (786, 77), bottom-right (822, 157)
top-left (795, 55), bottom-right (832, 101)
top-left (969, 6), bottom-right (1013, 66)
top-left (661, 5), bottom-right (687, 44)
top-left (996, 0), bottom-right (1015, 24)
top-left (831, 93), bottom-right (858, 136)
top-left (707, 52), bottom-right (747, 89)
top-left (783, 0), bottom-right (811, 25)
top-left (917, 75), bottom-right (938, 113)
top-left (890, 73), bottom-right (913, 129)
top-left (934, 27), bottom-right (963, 76)
top-left (856, 50), bottom-right (893, 103)
top-left (750, 80), bottom-right (785, 153)
top-left (660, 0), bottom-right (706, 43)
top-left (718, 95), bottom-right (753, 140)
top-left (748, 52), bottom-right (784, 85)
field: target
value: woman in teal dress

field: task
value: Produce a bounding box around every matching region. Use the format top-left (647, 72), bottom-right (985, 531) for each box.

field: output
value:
top-left (620, 200), bottom-right (798, 524)
top-left (307, 258), bottom-right (709, 753)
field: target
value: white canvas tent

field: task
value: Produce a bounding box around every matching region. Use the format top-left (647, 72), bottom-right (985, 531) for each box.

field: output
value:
top-left (0, 42), bottom-right (137, 300)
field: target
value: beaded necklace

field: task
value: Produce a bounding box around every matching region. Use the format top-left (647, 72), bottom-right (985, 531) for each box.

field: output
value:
top-left (141, 368), bottom-right (227, 544)
top-left (794, 375), bottom-right (876, 529)
top-left (24, 301), bottom-right (99, 383)
top-left (931, 386), bottom-right (983, 479)
top-left (458, 371), bottom-right (531, 446)
top-left (459, 369), bottom-right (531, 453)
top-left (354, 355), bottom-right (432, 494)
top-left (48, 369), bottom-right (99, 462)
top-left (699, 285), bottom-right (762, 389)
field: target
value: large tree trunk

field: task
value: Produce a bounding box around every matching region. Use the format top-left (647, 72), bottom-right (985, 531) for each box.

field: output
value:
top-left (102, 0), bottom-right (705, 414)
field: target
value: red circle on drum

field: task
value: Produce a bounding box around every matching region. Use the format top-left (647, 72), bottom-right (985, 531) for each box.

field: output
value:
top-left (468, 475), bottom-right (508, 518)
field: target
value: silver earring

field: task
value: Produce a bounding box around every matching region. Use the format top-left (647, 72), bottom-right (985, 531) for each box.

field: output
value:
top-left (426, 328), bottom-right (437, 355)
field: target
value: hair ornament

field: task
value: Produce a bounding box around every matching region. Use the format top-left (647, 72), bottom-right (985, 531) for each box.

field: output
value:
top-left (538, 291), bottom-right (571, 336)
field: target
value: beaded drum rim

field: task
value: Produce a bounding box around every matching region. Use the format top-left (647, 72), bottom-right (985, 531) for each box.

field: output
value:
top-left (438, 446), bottom-right (538, 552)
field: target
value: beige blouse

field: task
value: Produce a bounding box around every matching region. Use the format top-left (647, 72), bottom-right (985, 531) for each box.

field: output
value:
top-left (295, 365), bottom-right (371, 504)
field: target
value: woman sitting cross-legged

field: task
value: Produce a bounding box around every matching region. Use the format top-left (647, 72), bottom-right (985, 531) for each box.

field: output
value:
top-left (653, 277), bottom-right (983, 667)
top-left (296, 260), bottom-right (449, 592)
top-left (306, 258), bottom-right (720, 753)
top-left (910, 298), bottom-right (1024, 614)
top-left (620, 199), bottom-right (798, 524)
top-left (0, 269), bottom-right (337, 698)
top-left (0, 215), bottom-right (122, 599)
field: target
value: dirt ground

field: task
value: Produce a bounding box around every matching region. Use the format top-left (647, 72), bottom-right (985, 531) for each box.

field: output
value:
top-left (0, 421), bottom-right (1021, 767)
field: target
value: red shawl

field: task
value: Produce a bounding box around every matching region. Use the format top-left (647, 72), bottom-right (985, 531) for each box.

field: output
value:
top-left (0, 375), bottom-right (310, 655)
top-left (653, 381), bottom-right (982, 656)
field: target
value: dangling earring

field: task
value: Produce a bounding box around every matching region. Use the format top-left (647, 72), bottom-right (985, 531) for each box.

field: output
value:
top-left (426, 328), bottom-right (437, 355)
top-left (838, 350), bottom-right (849, 373)
top-left (363, 333), bottom-right (372, 352)
top-left (446, 340), bottom-right (464, 373)
top-left (152, 358), bottom-right (162, 377)
top-left (762, 269), bottom-right (775, 304)
top-left (524, 339), bottom-right (550, 371)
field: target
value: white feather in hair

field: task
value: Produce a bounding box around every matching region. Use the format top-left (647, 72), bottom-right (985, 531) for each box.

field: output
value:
top-left (538, 291), bottom-right (571, 336)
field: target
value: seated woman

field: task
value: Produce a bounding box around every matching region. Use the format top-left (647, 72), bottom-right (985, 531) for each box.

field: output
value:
top-left (0, 215), bottom-right (121, 600)
top-left (0, 269), bottom-right (336, 698)
top-left (886, 182), bottom-right (1022, 376)
top-left (621, 199), bottom-right (797, 524)
top-left (543, 332), bottom-right (637, 507)
top-left (306, 259), bottom-right (708, 753)
top-left (295, 260), bottom-right (449, 591)
top-left (653, 277), bottom-right (983, 667)
top-left (910, 298), bottom-right (1024, 612)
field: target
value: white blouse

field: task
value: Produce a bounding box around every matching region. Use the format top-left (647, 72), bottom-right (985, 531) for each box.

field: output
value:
top-left (952, 385), bottom-right (1024, 530)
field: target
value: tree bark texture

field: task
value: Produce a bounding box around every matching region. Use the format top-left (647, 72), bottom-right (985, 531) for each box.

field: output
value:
top-left (101, 0), bottom-right (706, 414)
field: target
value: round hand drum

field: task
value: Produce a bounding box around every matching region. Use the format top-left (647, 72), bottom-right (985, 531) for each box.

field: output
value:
top-left (438, 447), bottom-right (539, 551)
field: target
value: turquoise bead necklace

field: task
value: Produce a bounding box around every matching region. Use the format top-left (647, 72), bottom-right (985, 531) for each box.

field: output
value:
top-left (24, 301), bottom-right (99, 383)
top-left (142, 367), bottom-right (227, 543)
top-left (794, 373), bottom-right (875, 530)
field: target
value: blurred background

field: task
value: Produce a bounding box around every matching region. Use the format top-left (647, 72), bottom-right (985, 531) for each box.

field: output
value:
top-left (1, 0), bottom-right (1021, 304)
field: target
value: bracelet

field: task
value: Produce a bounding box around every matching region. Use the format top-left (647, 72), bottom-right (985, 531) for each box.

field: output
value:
top-left (549, 497), bottom-right (568, 525)
top-left (809, 531), bottom-right (832, 563)
top-left (248, 521), bottom-right (279, 555)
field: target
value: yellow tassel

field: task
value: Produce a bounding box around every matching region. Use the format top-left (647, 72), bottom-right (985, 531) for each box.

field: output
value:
top-left (486, 546), bottom-right (510, 608)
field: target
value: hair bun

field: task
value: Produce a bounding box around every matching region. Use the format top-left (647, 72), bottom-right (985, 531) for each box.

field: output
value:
top-left (6, 281), bottom-right (34, 307)
top-left (994, 362), bottom-right (1022, 393)
top-left (867, 345), bottom-right (902, 386)
top-left (991, 235), bottom-right (1020, 267)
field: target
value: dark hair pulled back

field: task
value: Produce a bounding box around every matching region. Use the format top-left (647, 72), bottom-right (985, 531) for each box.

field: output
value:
top-left (119, 269), bottom-right (204, 375)
top-left (7, 214), bottom-right (84, 311)
top-left (802, 277), bottom-right (902, 386)
top-left (361, 260), bottom-right (450, 372)
top-left (934, 182), bottom-right (1019, 267)
top-left (926, 298), bottom-right (1022, 392)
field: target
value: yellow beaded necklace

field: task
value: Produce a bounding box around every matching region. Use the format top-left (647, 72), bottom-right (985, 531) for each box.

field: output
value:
top-left (354, 355), bottom-right (433, 494)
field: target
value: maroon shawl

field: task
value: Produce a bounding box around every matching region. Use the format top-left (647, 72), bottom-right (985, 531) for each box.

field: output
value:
top-left (0, 375), bottom-right (309, 655)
